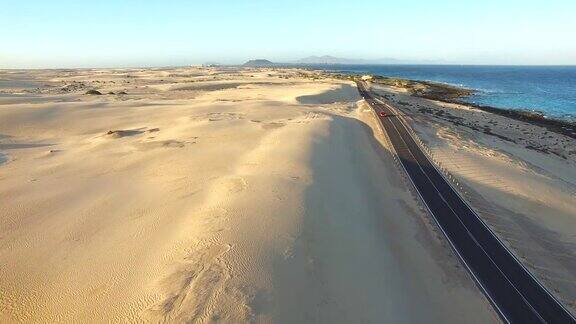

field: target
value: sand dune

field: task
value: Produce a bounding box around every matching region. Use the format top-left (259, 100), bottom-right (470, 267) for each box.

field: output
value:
top-left (0, 67), bottom-right (496, 322)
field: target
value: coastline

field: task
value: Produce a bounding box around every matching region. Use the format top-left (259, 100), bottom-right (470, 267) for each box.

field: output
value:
top-left (403, 77), bottom-right (576, 140)
top-left (309, 69), bottom-right (576, 140)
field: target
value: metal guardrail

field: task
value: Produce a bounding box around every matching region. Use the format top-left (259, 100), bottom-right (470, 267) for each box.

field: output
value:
top-left (357, 81), bottom-right (576, 323)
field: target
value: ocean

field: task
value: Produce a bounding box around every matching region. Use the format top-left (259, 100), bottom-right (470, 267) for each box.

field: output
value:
top-left (303, 64), bottom-right (576, 122)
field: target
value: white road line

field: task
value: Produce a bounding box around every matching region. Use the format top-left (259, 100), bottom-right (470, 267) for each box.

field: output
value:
top-left (362, 83), bottom-right (576, 322)
top-left (376, 95), bottom-right (575, 320)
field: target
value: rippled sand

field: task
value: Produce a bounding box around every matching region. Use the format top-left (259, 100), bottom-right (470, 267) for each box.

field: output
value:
top-left (0, 67), bottom-right (496, 323)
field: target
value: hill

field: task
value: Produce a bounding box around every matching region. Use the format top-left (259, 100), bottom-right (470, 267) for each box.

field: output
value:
top-left (242, 59), bottom-right (275, 67)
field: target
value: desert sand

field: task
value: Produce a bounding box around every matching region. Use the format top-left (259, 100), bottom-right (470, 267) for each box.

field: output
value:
top-left (0, 67), bottom-right (497, 322)
top-left (369, 81), bottom-right (576, 314)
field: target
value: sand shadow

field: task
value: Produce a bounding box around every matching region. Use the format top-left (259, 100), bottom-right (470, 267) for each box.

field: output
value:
top-left (268, 114), bottom-right (415, 321)
top-left (296, 84), bottom-right (360, 105)
top-left (0, 143), bottom-right (54, 150)
top-left (106, 128), bottom-right (146, 138)
top-left (172, 83), bottom-right (243, 92)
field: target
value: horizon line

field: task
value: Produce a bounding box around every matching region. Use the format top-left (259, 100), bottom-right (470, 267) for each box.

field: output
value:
top-left (2, 63), bottom-right (576, 70)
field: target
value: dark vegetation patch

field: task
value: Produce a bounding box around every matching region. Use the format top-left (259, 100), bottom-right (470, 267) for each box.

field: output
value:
top-left (482, 127), bottom-right (516, 143)
top-left (460, 103), bottom-right (576, 140)
top-left (85, 89), bottom-right (102, 95)
top-left (106, 129), bottom-right (143, 137)
top-left (417, 105), bottom-right (516, 143)
top-left (367, 76), bottom-right (474, 101)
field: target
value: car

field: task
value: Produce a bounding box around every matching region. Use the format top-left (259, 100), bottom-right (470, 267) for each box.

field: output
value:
top-left (379, 111), bottom-right (388, 117)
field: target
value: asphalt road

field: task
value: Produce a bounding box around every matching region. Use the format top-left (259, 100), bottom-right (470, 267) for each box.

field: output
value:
top-left (357, 82), bottom-right (575, 323)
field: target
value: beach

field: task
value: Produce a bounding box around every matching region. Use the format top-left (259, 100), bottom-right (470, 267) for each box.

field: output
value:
top-left (0, 67), bottom-right (498, 322)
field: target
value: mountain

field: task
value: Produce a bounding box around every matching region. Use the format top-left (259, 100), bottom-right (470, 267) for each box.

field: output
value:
top-left (242, 59), bottom-right (275, 67)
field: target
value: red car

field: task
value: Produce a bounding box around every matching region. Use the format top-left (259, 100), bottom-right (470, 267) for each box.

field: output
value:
top-left (379, 111), bottom-right (388, 117)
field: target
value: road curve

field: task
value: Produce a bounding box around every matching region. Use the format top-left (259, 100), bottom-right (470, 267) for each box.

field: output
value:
top-left (357, 81), bottom-right (575, 323)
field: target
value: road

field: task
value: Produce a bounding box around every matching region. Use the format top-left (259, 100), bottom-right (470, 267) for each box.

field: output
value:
top-left (357, 82), bottom-right (575, 323)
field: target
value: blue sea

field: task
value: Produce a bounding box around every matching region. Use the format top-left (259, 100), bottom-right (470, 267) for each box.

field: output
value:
top-left (304, 64), bottom-right (576, 122)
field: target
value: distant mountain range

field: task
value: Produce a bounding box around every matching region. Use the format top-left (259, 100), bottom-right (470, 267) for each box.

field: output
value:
top-left (294, 55), bottom-right (443, 65)
top-left (241, 56), bottom-right (444, 67)
top-left (295, 55), bottom-right (370, 64)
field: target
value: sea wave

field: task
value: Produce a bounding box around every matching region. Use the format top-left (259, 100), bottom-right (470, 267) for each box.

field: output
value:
top-left (317, 64), bottom-right (576, 123)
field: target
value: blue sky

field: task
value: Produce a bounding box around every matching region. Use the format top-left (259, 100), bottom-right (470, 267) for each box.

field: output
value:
top-left (1, 0), bottom-right (575, 68)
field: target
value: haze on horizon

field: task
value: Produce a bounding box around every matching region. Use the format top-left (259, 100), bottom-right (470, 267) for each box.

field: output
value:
top-left (2, 0), bottom-right (576, 68)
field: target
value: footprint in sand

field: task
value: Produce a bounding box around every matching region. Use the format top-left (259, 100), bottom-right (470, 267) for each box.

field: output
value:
top-left (136, 139), bottom-right (190, 150)
top-left (147, 243), bottom-right (233, 322)
top-left (261, 122), bottom-right (286, 130)
top-left (192, 112), bottom-right (246, 122)
top-left (224, 177), bottom-right (247, 193)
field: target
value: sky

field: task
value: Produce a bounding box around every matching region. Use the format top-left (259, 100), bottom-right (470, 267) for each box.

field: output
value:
top-left (1, 0), bottom-right (576, 68)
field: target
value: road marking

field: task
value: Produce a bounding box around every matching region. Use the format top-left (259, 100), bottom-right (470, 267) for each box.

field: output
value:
top-left (357, 82), bottom-right (575, 323)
